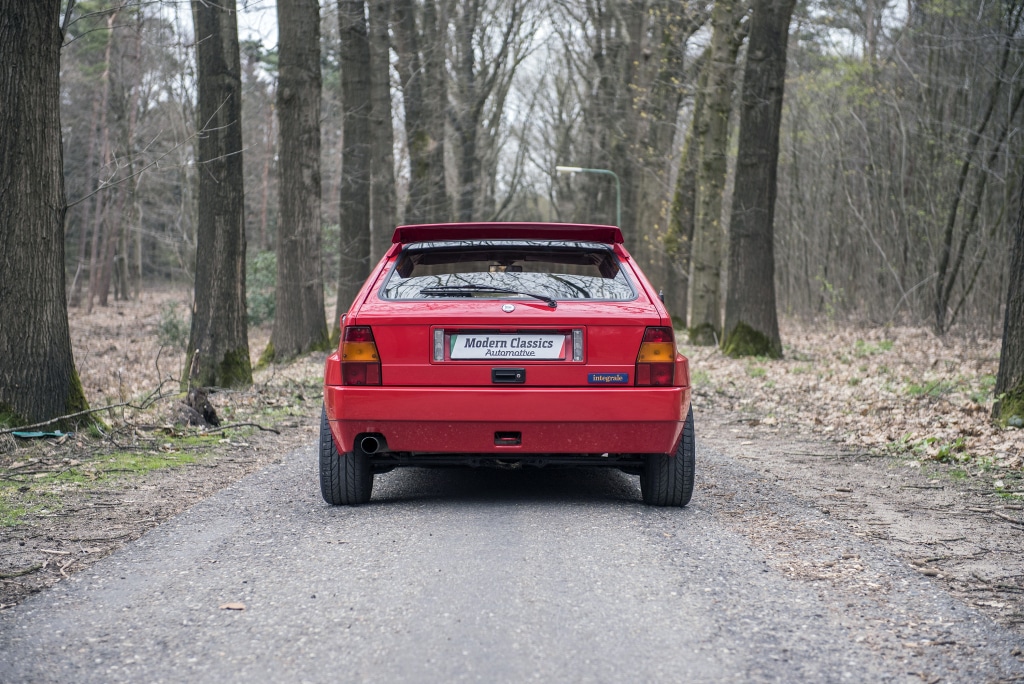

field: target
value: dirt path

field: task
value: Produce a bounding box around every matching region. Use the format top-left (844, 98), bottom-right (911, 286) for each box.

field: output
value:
top-left (3, 438), bottom-right (1023, 683)
top-left (4, 403), bottom-right (1024, 645)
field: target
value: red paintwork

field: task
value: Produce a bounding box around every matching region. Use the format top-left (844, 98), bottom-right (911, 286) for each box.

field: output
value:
top-left (324, 384), bottom-right (688, 454)
top-left (324, 222), bottom-right (691, 458)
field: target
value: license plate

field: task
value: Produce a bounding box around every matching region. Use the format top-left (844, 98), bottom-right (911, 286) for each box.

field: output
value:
top-left (450, 333), bottom-right (566, 360)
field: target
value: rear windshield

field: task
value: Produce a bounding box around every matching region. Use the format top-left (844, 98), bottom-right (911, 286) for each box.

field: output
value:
top-left (380, 240), bottom-right (636, 301)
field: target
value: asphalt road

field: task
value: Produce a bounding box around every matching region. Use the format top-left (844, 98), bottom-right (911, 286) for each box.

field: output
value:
top-left (2, 438), bottom-right (1022, 683)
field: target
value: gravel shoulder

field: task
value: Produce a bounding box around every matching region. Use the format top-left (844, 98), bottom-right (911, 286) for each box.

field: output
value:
top-left (699, 411), bottom-right (1024, 639)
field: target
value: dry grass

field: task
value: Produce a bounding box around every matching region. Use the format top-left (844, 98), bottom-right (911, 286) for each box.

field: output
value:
top-left (685, 322), bottom-right (1022, 472)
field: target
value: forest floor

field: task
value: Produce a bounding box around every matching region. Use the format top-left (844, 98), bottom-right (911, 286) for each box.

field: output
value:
top-left (1, 287), bottom-right (1022, 635)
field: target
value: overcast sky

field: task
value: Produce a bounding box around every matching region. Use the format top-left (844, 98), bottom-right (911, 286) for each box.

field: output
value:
top-left (239, 0), bottom-right (278, 47)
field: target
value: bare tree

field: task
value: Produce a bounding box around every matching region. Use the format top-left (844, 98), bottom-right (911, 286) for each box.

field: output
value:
top-left (687, 0), bottom-right (746, 345)
top-left (630, 2), bottom-right (706, 297)
top-left (368, 0), bottom-right (397, 261)
top-left (666, 48), bottom-right (709, 324)
top-left (0, 0), bottom-right (90, 427)
top-left (335, 0), bottom-right (373, 331)
top-left (449, 0), bottom-right (532, 222)
top-left (393, 0), bottom-right (450, 223)
top-left (772, 0), bottom-right (1023, 330)
top-left (184, 0), bottom-right (252, 388)
top-left (269, 0), bottom-right (330, 361)
top-left (933, 3), bottom-right (1024, 334)
top-left (993, 172), bottom-right (1024, 425)
top-left (721, 0), bottom-right (795, 358)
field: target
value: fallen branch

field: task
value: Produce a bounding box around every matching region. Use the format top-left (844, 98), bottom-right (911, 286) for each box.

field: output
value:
top-left (0, 564), bottom-right (42, 579)
top-left (58, 533), bottom-right (132, 543)
top-left (200, 422), bottom-right (280, 436)
top-left (0, 380), bottom-right (178, 435)
top-left (992, 511), bottom-right (1024, 527)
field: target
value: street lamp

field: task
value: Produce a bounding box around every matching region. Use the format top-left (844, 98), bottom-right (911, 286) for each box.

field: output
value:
top-left (555, 165), bottom-right (621, 228)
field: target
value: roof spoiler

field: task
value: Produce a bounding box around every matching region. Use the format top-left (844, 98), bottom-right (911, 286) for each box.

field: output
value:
top-left (391, 222), bottom-right (624, 245)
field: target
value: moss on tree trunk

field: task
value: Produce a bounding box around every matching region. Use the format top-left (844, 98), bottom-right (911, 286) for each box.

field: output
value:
top-left (722, 321), bottom-right (783, 359)
top-left (217, 347), bottom-right (253, 388)
top-left (994, 385), bottom-right (1024, 428)
top-left (688, 322), bottom-right (719, 346)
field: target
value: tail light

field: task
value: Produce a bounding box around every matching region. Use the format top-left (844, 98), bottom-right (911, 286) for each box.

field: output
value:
top-left (636, 327), bottom-right (675, 386)
top-left (341, 326), bottom-right (381, 386)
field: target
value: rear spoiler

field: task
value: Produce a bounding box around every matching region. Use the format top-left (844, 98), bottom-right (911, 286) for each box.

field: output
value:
top-left (391, 222), bottom-right (624, 245)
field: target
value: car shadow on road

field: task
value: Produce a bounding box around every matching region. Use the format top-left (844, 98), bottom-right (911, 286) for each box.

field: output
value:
top-left (369, 466), bottom-right (645, 507)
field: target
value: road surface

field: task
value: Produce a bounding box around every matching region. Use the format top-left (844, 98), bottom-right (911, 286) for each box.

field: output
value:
top-left (2, 437), bottom-right (1021, 682)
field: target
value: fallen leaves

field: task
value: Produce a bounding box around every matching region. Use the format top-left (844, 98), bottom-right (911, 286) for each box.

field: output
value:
top-left (685, 322), bottom-right (1023, 477)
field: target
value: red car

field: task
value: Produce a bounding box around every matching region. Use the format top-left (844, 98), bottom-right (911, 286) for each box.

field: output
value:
top-left (320, 223), bottom-right (694, 506)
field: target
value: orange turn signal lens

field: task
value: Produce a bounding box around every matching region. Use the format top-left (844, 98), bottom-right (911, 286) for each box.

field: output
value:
top-left (341, 326), bottom-right (381, 386)
top-left (342, 342), bottom-right (379, 362)
top-left (637, 342), bottom-right (674, 363)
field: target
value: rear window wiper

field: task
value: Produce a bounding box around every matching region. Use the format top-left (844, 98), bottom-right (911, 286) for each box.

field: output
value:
top-left (419, 284), bottom-right (557, 308)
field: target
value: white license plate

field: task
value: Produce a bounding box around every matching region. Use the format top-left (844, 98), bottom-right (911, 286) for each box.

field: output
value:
top-left (450, 333), bottom-right (566, 360)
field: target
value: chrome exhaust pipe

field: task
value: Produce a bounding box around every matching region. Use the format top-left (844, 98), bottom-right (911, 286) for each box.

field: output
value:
top-left (360, 435), bottom-right (384, 454)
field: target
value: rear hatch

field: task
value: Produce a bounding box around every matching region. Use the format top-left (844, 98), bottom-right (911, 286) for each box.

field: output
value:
top-left (351, 236), bottom-right (666, 387)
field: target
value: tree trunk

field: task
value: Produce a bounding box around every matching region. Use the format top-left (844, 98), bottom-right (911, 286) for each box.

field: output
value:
top-left (269, 0), bottom-right (329, 362)
top-left (86, 12), bottom-right (116, 314)
top-left (993, 172), bottom-right (1024, 425)
top-left (636, 6), bottom-right (702, 317)
top-left (453, 1), bottom-right (480, 222)
top-left (96, 183), bottom-right (122, 307)
top-left (258, 104), bottom-right (274, 252)
top-left (368, 0), bottom-right (396, 262)
top-left (335, 0), bottom-right (373, 334)
top-left (666, 51), bottom-right (708, 325)
top-left (184, 0), bottom-right (252, 389)
top-left (127, 10), bottom-right (143, 300)
top-left (0, 0), bottom-right (90, 427)
top-left (721, 0), bottom-right (795, 358)
top-left (393, 0), bottom-right (449, 224)
top-left (420, 0), bottom-right (450, 222)
top-left (69, 86), bottom-right (104, 309)
top-left (687, 0), bottom-right (745, 345)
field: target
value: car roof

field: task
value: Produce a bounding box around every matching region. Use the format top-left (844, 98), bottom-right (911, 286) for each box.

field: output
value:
top-left (391, 222), bottom-right (624, 245)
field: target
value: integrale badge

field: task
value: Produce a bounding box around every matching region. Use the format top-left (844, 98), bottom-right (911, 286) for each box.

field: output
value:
top-left (588, 373), bottom-right (629, 384)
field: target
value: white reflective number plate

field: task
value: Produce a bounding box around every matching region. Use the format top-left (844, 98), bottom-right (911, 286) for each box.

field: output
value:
top-left (450, 333), bottom-right (566, 360)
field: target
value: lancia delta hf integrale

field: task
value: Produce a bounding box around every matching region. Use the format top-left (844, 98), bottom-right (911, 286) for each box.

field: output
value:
top-left (320, 223), bottom-right (694, 506)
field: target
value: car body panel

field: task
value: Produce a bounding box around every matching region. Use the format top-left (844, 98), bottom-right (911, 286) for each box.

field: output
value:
top-left (324, 222), bottom-right (691, 461)
top-left (323, 383), bottom-right (689, 454)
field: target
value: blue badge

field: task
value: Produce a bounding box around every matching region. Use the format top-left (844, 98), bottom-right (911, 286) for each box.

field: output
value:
top-left (588, 373), bottom-right (629, 384)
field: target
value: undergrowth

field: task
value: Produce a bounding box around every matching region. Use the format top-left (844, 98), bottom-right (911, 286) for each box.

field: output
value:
top-left (0, 432), bottom-right (232, 527)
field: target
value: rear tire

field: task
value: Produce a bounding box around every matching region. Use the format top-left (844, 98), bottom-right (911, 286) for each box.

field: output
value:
top-left (319, 406), bottom-right (373, 505)
top-left (640, 406), bottom-right (695, 507)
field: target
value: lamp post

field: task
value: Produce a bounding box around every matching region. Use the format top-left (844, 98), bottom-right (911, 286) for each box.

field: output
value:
top-left (555, 165), bottom-right (621, 228)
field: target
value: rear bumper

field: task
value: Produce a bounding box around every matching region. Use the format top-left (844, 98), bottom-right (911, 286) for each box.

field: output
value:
top-left (324, 386), bottom-right (690, 455)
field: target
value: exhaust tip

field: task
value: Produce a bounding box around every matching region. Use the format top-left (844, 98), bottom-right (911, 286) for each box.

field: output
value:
top-left (360, 435), bottom-right (383, 454)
